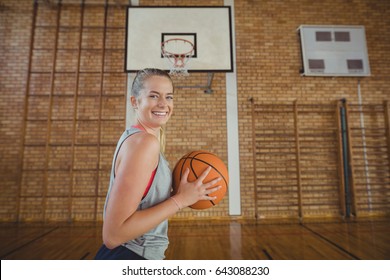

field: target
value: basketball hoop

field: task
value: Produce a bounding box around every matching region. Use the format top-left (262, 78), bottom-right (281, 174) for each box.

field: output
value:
top-left (161, 38), bottom-right (194, 77)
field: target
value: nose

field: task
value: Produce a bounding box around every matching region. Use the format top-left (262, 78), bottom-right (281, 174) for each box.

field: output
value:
top-left (158, 96), bottom-right (167, 107)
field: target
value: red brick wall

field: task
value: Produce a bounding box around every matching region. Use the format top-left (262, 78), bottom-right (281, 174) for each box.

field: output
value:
top-left (0, 0), bottom-right (389, 222)
top-left (1, 0), bottom-right (33, 221)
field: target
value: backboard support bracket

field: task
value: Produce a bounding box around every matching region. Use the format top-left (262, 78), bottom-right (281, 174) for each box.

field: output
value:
top-left (176, 72), bottom-right (214, 94)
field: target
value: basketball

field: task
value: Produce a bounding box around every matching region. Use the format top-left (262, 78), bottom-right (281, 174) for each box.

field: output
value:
top-left (172, 150), bottom-right (229, 210)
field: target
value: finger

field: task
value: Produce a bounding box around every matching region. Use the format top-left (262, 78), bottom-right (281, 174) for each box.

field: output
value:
top-left (197, 166), bottom-right (212, 182)
top-left (203, 177), bottom-right (222, 188)
top-left (203, 191), bottom-right (218, 200)
top-left (205, 185), bottom-right (221, 195)
top-left (203, 195), bottom-right (217, 200)
top-left (180, 168), bottom-right (190, 183)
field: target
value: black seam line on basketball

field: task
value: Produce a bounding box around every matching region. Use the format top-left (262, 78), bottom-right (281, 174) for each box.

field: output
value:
top-left (0, 226), bottom-right (59, 259)
top-left (186, 156), bottom-right (228, 187)
top-left (185, 154), bottom-right (228, 185)
top-left (177, 151), bottom-right (214, 180)
top-left (300, 224), bottom-right (360, 260)
top-left (189, 155), bottom-right (199, 180)
top-left (178, 155), bottom-right (192, 181)
top-left (187, 153), bottom-right (215, 206)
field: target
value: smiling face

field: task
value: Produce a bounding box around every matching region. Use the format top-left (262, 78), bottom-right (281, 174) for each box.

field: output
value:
top-left (132, 75), bottom-right (174, 133)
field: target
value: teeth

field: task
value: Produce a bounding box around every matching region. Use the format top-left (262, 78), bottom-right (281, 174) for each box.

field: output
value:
top-left (153, 112), bottom-right (167, 116)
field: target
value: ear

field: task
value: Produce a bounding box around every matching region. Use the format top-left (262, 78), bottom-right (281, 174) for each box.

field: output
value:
top-left (130, 96), bottom-right (138, 109)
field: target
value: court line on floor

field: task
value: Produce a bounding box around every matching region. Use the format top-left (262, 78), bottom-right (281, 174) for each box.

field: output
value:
top-left (300, 223), bottom-right (360, 260)
top-left (262, 248), bottom-right (273, 260)
top-left (80, 252), bottom-right (90, 260)
top-left (0, 226), bottom-right (59, 259)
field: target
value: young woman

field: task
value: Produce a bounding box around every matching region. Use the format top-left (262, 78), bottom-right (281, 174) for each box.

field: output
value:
top-left (95, 68), bottom-right (221, 260)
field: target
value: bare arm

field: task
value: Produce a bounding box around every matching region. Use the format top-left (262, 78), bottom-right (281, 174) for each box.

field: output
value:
top-left (102, 132), bottom-right (221, 249)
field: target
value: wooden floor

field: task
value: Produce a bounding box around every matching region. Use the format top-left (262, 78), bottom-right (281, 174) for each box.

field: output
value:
top-left (1, 219), bottom-right (389, 260)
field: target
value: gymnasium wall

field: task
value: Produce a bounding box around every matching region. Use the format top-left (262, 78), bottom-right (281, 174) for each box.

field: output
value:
top-left (0, 0), bottom-right (389, 222)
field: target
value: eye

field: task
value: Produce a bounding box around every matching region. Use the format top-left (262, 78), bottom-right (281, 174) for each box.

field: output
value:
top-left (166, 95), bottom-right (174, 101)
top-left (149, 94), bottom-right (159, 99)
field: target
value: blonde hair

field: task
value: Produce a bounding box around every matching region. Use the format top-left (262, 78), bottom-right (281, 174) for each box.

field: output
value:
top-left (159, 127), bottom-right (166, 154)
top-left (131, 68), bottom-right (173, 98)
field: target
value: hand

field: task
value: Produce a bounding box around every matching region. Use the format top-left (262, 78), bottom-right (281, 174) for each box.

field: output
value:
top-left (173, 166), bottom-right (222, 208)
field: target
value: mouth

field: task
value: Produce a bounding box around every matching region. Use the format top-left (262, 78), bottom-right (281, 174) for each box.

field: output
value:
top-left (152, 111), bottom-right (169, 117)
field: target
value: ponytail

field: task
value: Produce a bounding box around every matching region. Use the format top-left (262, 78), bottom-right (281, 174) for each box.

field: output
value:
top-left (159, 126), bottom-right (166, 154)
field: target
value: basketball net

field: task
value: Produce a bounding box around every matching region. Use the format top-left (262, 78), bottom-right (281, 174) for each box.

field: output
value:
top-left (161, 38), bottom-right (194, 77)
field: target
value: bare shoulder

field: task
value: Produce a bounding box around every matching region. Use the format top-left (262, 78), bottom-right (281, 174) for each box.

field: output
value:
top-left (125, 131), bottom-right (160, 153)
top-left (116, 131), bottom-right (160, 169)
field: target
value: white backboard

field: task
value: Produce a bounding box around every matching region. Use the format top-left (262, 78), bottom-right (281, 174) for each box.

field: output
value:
top-left (125, 6), bottom-right (233, 72)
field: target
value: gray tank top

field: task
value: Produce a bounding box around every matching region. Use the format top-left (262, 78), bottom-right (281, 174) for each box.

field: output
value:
top-left (103, 126), bottom-right (172, 259)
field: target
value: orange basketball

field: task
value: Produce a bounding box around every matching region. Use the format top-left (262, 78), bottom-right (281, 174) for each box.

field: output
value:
top-left (172, 150), bottom-right (229, 210)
